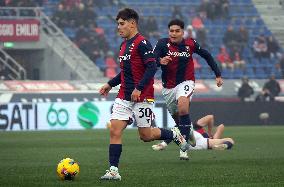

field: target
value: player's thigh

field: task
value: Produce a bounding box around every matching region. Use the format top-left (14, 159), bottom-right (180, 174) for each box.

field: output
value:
top-left (111, 98), bottom-right (133, 127)
top-left (176, 80), bottom-right (195, 113)
top-left (176, 80), bottom-right (195, 101)
top-left (162, 87), bottom-right (178, 115)
top-left (133, 102), bottom-right (154, 128)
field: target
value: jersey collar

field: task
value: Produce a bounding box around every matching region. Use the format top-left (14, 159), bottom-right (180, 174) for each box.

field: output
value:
top-left (168, 38), bottom-right (185, 47)
top-left (126, 33), bottom-right (140, 44)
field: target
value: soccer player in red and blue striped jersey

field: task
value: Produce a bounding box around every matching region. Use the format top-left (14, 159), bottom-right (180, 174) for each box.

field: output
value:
top-left (153, 19), bottom-right (223, 160)
top-left (99, 9), bottom-right (189, 180)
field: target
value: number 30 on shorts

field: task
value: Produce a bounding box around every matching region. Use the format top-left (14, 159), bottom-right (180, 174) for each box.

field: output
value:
top-left (138, 107), bottom-right (152, 118)
top-left (138, 107), bottom-right (154, 124)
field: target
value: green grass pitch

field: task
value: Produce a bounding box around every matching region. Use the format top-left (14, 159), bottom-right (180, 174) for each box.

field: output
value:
top-left (0, 126), bottom-right (284, 187)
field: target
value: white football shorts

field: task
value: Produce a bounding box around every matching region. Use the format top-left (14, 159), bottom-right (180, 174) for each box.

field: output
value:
top-left (162, 80), bottom-right (195, 115)
top-left (189, 131), bottom-right (209, 150)
top-left (110, 98), bottom-right (154, 128)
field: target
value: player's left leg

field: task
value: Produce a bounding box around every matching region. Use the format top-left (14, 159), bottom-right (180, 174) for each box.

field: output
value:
top-left (177, 96), bottom-right (195, 145)
top-left (176, 80), bottom-right (196, 147)
top-left (213, 124), bottom-right (225, 139)
top-left (152, 81), bottom-right (196, 158)
top-left (151, 112), bottom-right (179, 151)
top-left (134, 102), bottom-right (189, 151)
top-left (153, 88), bottom-right (196, 150)
top-left (209, 138), bottom-right (234, 150)
top-left (138, 127), bottom-right (188, 151)
top-left (100, 98), bottom-right (131, 181)
top-left (138, 127), bottom-right (171, 142)
top-left (158, 86), bottom-right (180, 146)
top-left (101, 119), bottom-right (127, 181)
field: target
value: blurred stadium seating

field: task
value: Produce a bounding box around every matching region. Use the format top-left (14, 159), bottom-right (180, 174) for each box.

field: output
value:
top-left (40, 0), bottom-right (284, 79)
top-left (0, 0), bottom-right (283, 80)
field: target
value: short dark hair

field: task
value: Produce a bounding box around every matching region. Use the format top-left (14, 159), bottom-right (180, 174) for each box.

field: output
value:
top-left (116, 8), bottom-right (139, 23)
top-left (168, 19), bottom-right (184, 29)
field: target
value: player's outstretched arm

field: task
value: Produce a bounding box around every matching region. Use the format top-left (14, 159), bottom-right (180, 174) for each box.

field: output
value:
top-left (196, 115), bottom-right (214, 138)
top-left (153, 39), bottom-right (166, 67)
top-left (194, 41), bottom-right (223, 87)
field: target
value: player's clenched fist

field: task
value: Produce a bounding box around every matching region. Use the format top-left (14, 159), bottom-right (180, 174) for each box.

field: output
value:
top-left (216, 77), bottom-right (223, 87)
top-left (160, 56), bottom-right (172, 65)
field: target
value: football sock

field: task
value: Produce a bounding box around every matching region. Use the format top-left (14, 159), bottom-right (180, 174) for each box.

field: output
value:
top-left (158, 128), bottom-right (174, 140)
top-left (164, 138), bottom-right (172, 145)
top-left (164, 125), bottom-right (179, 144)
top-left (109, 144), bottom-right (122, 167)
top-left (224, 141), bottom-right (233, 149)
top-left (179, 114), bottom-right (191, 142)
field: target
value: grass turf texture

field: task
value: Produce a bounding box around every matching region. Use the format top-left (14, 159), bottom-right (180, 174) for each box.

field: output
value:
top-left (0, 126), bottom-right (284, 187)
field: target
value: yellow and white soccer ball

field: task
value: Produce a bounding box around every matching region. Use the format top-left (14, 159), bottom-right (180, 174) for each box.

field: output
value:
top-left (57, 158), bottom-right (80, 180)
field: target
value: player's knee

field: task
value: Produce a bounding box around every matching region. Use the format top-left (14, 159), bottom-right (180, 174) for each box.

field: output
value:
top-left (109, 128), bottom-right (122, 139)
top-left (139, 134), bottom-right (153, 142)
top-left (218, 124), bottom-right (225, 129)
top-left (177, 102), bottom-right (189, 115)
top-left (208, 115), bottom-right (214, 121)
top-left (178, 108), bottom-right (189, 116)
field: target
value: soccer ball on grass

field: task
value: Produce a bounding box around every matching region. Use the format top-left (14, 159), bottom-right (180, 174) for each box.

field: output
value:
top-left (57, 158), bottom-right (80, 180)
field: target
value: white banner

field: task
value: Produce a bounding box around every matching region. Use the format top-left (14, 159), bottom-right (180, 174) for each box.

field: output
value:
top-left (0, 103), bottom-right (38, 130)
top-left (0, 102), bottom-right (175, 131)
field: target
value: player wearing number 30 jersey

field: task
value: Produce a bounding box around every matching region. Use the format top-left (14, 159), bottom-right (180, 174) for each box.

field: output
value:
top-left (99, 9), bottom-right (190, 181)
top-left (153, 19), bottom-right (223, 160)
